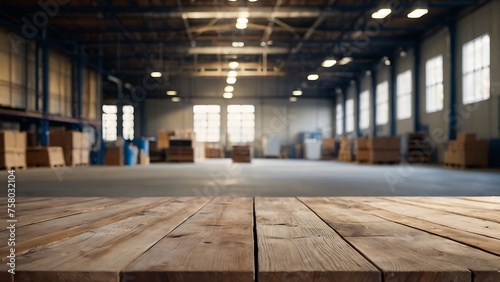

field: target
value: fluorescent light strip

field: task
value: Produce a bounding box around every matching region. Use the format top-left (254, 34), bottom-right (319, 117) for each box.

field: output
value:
top-left (371, 8), bottom-right (391, 19)
top-left (407, 8), bottom-right (428, 18)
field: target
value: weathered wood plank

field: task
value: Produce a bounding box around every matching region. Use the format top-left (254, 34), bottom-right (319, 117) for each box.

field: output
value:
top-left (459, 197), bottom-right (500, 205)
top-left (256, 197), bottom-right (380, 282)
top-left (353, 197), bottom-right (500, 240)
top-left (4, 197), bottom-right (211, 282)
top-left (13, 198), bottom-right (128, 227)
top-left (7, 197), bottom-right (102, 215)
top-left (338, 198), bottom-right (500, 256)
top-left (382, 197), bottom-right (500, 223)
top-left (122, 197), bottom-right (255, 282)
top-left (0, 198), bottom-right (170, 255)
top-left (301, 198), bottom-right (500, 282)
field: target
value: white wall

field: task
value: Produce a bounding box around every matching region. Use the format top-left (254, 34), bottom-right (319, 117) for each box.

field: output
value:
top-left (395, 49), bottom-right (415, 135)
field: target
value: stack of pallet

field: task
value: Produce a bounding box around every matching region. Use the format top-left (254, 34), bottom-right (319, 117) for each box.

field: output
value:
top-left (50, 131), bottom-right (90, 166)
top-left (232, 145), bottom-right (252, 163)
top-left (444, 133), bottom-right (488, 168)
top-left (355, 138), bottom-right (370, 163)
top-left (0, 130), bottom-right (27, 170)
top-left (367, 137), bottom-right (401, 164)
top-left (205, 144), bottom-right (224, 158)
top-left (321, 138), bottom-right (336, 160)
top-left (148, 141), bottom-right (165, 162)
top-left (27, 147), bottom-right (66, 168)
top-left (338, 136), bottom-right (352, 162)
top-left (167, 139), bottom-right (194, 162)
top-left (401, 133), bottom-right (432, 163)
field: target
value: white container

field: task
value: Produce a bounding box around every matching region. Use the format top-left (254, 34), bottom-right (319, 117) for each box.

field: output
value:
top-left (304, 139), bottom-right (322, 160)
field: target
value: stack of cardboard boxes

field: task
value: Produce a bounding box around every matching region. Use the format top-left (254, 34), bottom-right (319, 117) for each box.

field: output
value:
top-left (338, 136), bottom-right (352, 162)
top-left (167, 139), bottom-right (194, 162)
top-left (0, 130), bottom-right (27, 170)
top-left (367, 137), bottom-right (401, 164)
top-left (205, 144), bottom-right (224, 158)
top-left (355, 138), bottom-right (370, 163)
top-left (321, 138), bottom-right (336, 160)
top-left (27, 146), bottom-right (66, 168)
top-left (402, 133), bottom-right (432, 163)
top-left (50, 131), bottom-right (90, 166)
top-left (232, 145), bottom-right (252, 163)
top-left (444, 133), bottom-right (488, 168)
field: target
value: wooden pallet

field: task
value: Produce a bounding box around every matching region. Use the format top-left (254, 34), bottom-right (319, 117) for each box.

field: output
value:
top-left (0, 165), bottom-right (26, 170)
top-left (444, 162), bottom-right (486, 169)
top-left (2, 196), bottom-right (500, 281)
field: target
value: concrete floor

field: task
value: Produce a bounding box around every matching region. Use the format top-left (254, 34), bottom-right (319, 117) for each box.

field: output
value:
top-left (3, 159), bottom-right (500, 197)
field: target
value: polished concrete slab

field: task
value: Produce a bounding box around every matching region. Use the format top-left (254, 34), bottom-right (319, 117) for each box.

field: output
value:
top-left (3, 159), bottom-right (500, 197)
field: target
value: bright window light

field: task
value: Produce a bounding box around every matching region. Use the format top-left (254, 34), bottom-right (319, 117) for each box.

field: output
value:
top-left (193, 105), bottom-right (221, 142)
top-left (371, 8), bottom-right (392, 19)
top-left (224, 86), bottom-right (234, 92)
top-left (307, 74), bottom-right (319, 81)
top-left (150, 71), bottom-right (162, 78)
top-left (292, 90), bottom-right (303, 96)
top-left (322, 59), bottom-right (337, 68)
top-left (227, 105), bottom-right (255, 143)
top-left (223, 92), bottom-right (234, 99)
top-left (227, 77), bottom-right (237, 84)
top-left (407, 8), bottom-right (428, 18)
top-left (229, 61), bottom-right (239, 69)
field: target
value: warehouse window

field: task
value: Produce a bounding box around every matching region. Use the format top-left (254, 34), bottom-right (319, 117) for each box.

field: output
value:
top-left (376, 81), bottom-right (389, 125)
top-left (463, 34), bottom-right (490, 104)
top-left (425, 55), bottom-right (443, 113)
top-left (397, 70), bottom-right (412, 120)
top-left (336, 102), bottom-right (343, 135)
top-left (102, 105), bottom-right (134, 141)
top-left (359, 91), bottom-right (370, 130)
top-left (227, 105), bottom-right (255, 143)
top-left (345, 99), bottom-right (354, 133)
top-left (193, 105), bottom-right (221, 142)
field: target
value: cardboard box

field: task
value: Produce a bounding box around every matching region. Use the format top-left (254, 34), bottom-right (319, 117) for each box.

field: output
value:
top-left (456, 150), bottom-right (488, 167)
top-left (448, 141), bottom-right (457, 152)
top-left (356, 150), bottom-right (370, 162)
top-left (166, 147), bottom-right (194, 162)
top-left (232, 145), bottom-right (252, 163)
top-left (444, 151), bottom-right (456, 165)
top-left (27, 147), bottom-right (66, 168)
top-left (322, 138), bottom-right (335, 149)
top-left (50, 131), bottom-right (89, 150)
top-left (368, 137), bottom-right (401, 151)
top-left (369, 150), bottom-right (400, 163)
top-left (356, 138), bottom-right (369, 150)
top-left (104, 147), bottom-right (123, 166)
top-left (15, 132), bottom-right (27, 149)
top-left (0, 131), bottom-right (17, 151)
top-left (1, 150), bottom-right (18, 169)
top-left (139, 151), bottom-right (150, 165)
top-left (157, 130), bottom-right (175, 149)
top-left (455, 140), bottom-right (489, 151)
top-left (457, 133), bottom-right (476, 144)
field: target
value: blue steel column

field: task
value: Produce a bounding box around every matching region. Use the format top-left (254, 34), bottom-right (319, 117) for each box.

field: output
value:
top-left (390, 54), bottom-right (397, 136)
top-left (40, 39), bottom-right (50, 146)
top-left (448, 22), bottom-right (457, 140)
top-left (355, 78), bottom-right (361, 137)
top-left (370, 70), bottom-right (377, 137)
top-left (342, 89), bottom-right (347, 134)
top-left (413, 44), bottom-right (421, 132)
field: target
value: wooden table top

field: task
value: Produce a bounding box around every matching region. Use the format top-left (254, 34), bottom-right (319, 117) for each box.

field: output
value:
top-left (1, 197), bottom-right (499, 281)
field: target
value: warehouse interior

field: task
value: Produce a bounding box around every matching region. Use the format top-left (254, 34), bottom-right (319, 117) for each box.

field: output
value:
top-left (1, 0), bottom-right (500, 281)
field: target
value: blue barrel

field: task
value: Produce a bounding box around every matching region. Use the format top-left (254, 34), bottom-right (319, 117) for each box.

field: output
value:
top-left (134, 139), bottom-right (149, 153)
top-left (123, 145), bottom-right (136, 166)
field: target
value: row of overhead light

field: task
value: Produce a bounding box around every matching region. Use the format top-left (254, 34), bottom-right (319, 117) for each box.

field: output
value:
top-left (149, 72), bottom-right (181, 102)
top-left (223, 61), bottom-right (240, 99)
top-left (371, 3), bottom-right (428, 19)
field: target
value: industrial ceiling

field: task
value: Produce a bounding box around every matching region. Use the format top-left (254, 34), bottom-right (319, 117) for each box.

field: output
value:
top-left (0, 0), bottom-right (481, 97)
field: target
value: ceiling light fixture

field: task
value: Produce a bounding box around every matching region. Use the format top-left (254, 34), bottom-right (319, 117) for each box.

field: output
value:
top-left (232, 41), bottom-right (244, 47)
top-left (307, 74), bottom-right (319, 81)
top-left (227, 77), bottom-right (237, 84)
top-left (236, 22), bottom-right (248, 29)
top-left (289, 97), bottom-right (298, 102)
top-left (407, 3), bottom-right (428, 19)
top-left (338, 57), bottom-right (353, 65)
top-left (228, 71), bottom-right (238, 77)
top-left (224, 86), bottom-right (234, 92)
top-left (371, 4), bottom-right (392, 19)
top-left (292, 90), bottom-right (303, 96)
top-left (172, 97), bottom-right (181, 102)
top-left (383, 56), bottom-right (391, 66)
top-left (150, 71), bottom-right (162, 78)
top-left (223, 92), bottom-right (234, 99)
top-left (229, 61), bottom-right (239, 69)
top-left (321, 58), bottom-right (337, 68)
top-left (166, 90), bottom-right (177, 96)
top-left (249, 0), bottom-right (258, 2)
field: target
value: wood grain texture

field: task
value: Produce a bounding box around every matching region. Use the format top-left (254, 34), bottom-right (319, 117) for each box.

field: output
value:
top-left (256, 197), bottom-right (380, 282)
top-left (353, 198), bottom-right (500, 240)
top-left (0, 198), bottom-right (170, 255)
top-left (382, 197), bottom-right (500, 223)
top-left (9, 197), bottom-right (211, 282)
top-left (123, 197), bottom-right (255, 282)
top-left (301, 198), bottom-right (500, 282)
